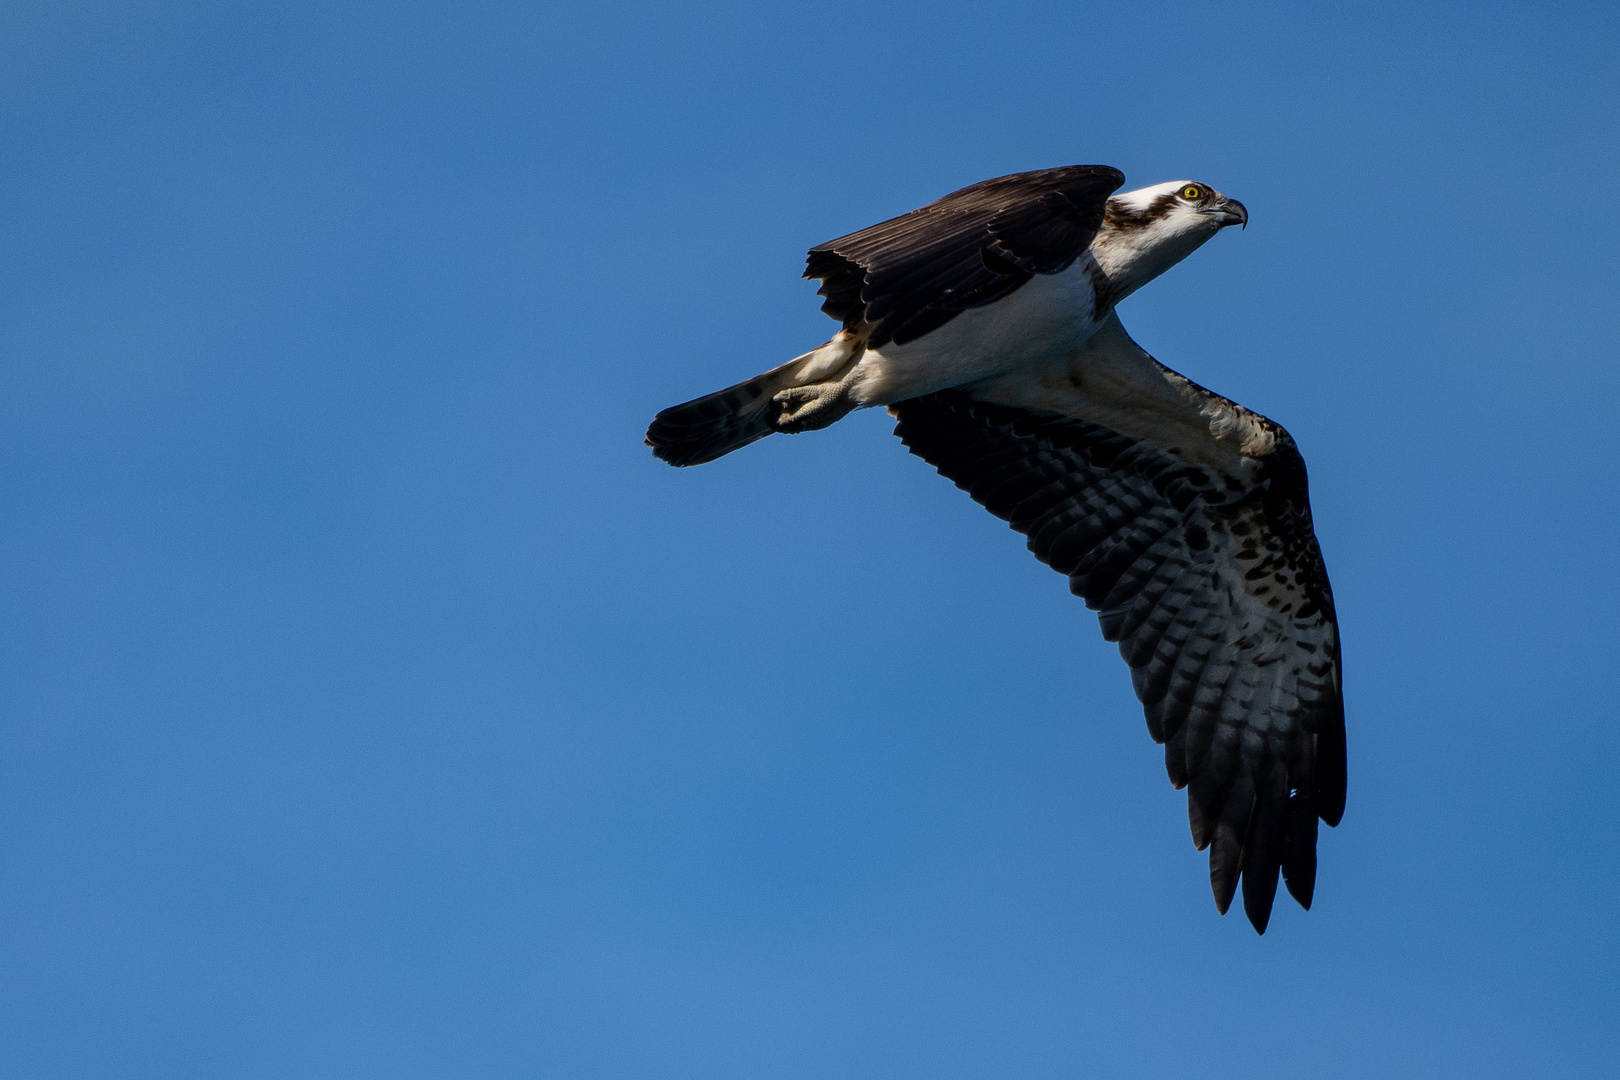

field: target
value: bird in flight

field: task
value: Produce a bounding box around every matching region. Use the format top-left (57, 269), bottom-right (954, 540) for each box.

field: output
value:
top-left (645, 166), bottom-right (1344, 934)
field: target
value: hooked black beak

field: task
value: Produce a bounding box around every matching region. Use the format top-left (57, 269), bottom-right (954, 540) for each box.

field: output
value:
top-left (1204, 197), bottom-right (1248, 230)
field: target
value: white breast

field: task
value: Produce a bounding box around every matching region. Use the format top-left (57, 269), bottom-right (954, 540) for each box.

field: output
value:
top-left (846, 258), bottom-right (1103, 407)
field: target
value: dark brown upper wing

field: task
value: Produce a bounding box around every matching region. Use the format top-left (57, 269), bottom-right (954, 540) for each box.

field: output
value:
top-left (890, 390), bottom-right (1345, 933)
top-left (804, 166), bottom-right (1126, 348)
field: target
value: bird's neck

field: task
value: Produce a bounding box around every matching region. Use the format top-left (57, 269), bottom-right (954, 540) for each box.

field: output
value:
top-left (1089, 218), bottom-right (1218, 307)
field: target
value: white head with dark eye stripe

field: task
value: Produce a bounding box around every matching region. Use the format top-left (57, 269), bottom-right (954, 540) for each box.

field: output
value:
top-left (1092, 179), bottom-right (1248, 303)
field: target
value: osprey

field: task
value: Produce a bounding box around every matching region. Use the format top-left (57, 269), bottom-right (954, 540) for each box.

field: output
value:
top-left (645, 166), bottom-right (1344, 934)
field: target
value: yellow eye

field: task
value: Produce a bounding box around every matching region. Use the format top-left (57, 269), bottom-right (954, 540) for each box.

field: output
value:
top-left (1181, 185), bottom-right (1203, 200)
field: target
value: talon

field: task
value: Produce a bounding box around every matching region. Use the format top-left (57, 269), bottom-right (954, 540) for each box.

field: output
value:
top-left (770, 380), bottom-right (857, 434)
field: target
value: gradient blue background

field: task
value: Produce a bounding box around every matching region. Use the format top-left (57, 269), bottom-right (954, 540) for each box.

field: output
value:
top-left (3, 2), bottom-right (1617, 1076)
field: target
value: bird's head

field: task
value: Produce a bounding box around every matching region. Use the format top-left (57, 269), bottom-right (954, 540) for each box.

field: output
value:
top-left (1094, 180), bottom-right (1247, 300)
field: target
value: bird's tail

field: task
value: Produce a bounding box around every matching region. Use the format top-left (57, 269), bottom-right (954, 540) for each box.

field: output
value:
top-left (645, 337), bottom-right (861, 467)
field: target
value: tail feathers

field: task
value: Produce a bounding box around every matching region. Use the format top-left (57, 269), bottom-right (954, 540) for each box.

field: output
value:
top-left (647, 335), bottom-right (865, 466)
top-left (645, 359), bottom-right (804, 467)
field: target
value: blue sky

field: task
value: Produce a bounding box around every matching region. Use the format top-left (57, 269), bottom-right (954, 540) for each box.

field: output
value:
top-left (2, 1), bottom-right (1617, 1076)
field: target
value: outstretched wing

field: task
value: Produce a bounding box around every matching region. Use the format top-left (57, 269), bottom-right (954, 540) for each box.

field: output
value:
top-left (805, 165), bottom-right (1125, 348)
top-left (889, 320), bottom-right (1344, 933)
